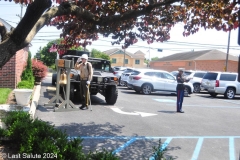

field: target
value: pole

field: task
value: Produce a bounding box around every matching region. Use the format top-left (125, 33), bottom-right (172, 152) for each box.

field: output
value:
top-left (148, 45), bottom-right (151, 68)
top-left (149, 45), bottom-right (151, 61)
top-left (16, 4), bottom-right (24, 21)
top-left (20, 4), bottom-right (23, 20)
top-left (123, 49), bottom-right (126, 67)
top-left (225, 30), bottom-right (231, 72)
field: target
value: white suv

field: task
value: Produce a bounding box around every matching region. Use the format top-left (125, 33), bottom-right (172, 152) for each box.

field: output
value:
top-left (201, 72), bottom-right (240, 99)
top-left (113, 67), bottom-right (134, 85)
top-left (128, 70), bottom-right (193, 96)
top-left (184, 70), bottom-right (207, 93)
top-left (171, 70), bottom-right (207, 93)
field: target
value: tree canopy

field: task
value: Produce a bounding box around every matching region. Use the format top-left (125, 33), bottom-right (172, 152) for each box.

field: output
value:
top-left (0, 0), bottom-right (239, 68)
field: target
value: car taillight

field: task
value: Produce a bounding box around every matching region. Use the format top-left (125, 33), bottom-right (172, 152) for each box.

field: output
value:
top-left (113, 71), bottom-right (117, 75)
top-left (70, 73), bottom-right (74, 79)
top-left (215, 80), bottom-right (219, 87)
top-left (133, 76), bottom-right (141, 80)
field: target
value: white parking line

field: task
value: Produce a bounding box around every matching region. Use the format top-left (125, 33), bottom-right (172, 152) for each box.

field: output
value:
top-left (223, 100), bottom-right (240, 105)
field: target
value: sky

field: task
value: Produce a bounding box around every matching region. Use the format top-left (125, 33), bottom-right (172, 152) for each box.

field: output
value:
top-left (0, 1), bottom-right (240, 59)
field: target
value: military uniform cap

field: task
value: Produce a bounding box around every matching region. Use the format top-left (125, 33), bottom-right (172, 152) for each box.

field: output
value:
top-left (81, 54), bottom-right (88, 60)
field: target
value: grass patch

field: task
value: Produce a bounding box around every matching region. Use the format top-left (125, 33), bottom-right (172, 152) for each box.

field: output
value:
top-left (0, 88), bottom-right (12, 104)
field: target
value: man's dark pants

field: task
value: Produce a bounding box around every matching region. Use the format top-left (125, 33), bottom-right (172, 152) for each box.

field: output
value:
top-left (176, 89), bottom-right (184, 111)
top-left (80, 80), bottom-right (88, 107)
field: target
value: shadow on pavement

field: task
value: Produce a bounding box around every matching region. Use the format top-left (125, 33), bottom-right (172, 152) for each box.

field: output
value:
top-left (158, 110), bottom-right (177, 114)
top-left (55, 122), bottom-right (176, 160)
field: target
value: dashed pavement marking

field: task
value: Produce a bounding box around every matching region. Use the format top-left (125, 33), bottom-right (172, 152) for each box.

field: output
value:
top-left (68, 136), bottom-right (240, 160)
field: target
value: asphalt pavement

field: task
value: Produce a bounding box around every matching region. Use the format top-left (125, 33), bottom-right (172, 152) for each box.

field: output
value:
top-left (35, 75), bottom-right (240, 160)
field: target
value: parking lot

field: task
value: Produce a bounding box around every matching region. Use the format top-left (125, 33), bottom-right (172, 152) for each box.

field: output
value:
top-left (36, 76), bottom-right (240, 160)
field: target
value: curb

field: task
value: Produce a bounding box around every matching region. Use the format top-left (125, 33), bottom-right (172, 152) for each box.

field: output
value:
top-left (29, 84), bottom-right (41, 119)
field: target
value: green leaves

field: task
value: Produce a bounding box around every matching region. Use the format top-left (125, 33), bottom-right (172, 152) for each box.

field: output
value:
top-left (2, 0), bottom-right (238, 51)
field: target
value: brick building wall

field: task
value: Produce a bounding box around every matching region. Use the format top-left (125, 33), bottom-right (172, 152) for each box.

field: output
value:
top-left (0, 48), bottom-right (28, 89)
top-left (150, 60), bottom-right (238, 72)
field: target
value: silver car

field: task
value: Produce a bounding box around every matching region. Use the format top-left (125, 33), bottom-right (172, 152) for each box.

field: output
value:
top-left (113, 67), bottom-right (134, 85)
top-left (201, 72), bottom-right (240, 99)
top-left (128, 69), bottom-right (193, 96)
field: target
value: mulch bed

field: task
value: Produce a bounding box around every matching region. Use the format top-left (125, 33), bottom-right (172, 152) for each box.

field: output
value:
top-left (0, 141), bottom-right (20, 160)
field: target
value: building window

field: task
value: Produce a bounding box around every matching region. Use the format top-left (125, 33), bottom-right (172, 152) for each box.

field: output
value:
top-left (125, 59), bottom-right (128, 64)
top-left (135, 59), bottom-right (140, 64)
top-left (189, 62), bottom-right (191, 66)
top-left (112, 58), bottom-right (116, 63)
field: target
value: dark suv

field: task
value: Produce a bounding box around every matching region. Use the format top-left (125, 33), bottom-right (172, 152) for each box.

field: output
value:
top-left (201, 71), bottom-right (240, 99)
top-left (52, 50), bottom-right (119, 104)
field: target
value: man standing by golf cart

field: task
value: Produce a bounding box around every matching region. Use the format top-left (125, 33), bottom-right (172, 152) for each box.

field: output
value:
top-left (74, 54), bottom-right (93, 110)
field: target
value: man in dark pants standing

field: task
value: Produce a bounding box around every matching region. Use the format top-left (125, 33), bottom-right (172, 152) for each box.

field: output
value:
top-left (176, 68), bottom-right (187, 113)
top-left (75, 54), bottom-right (93, 110)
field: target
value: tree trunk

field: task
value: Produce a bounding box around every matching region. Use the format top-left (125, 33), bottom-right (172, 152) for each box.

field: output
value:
top-left (0, 0), bottom-right (51, 68)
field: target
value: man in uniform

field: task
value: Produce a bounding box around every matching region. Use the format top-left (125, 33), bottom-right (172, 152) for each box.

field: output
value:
top-left (75, 54), bottom-right (93, 110)
top-left (176, 68), bottom-right (187, 113)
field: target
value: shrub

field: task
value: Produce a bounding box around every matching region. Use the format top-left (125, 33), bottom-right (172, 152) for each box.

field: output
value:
top-left (88, 149), bottom-right (120, 160)
top-left (17, 80), bottom-right (34, 89)
top-left (2, 111), bottom-right (86, 159)
top-left (150, 139), bottom-right (173, 160)
top-left (32, 59), bottom-right (48, 82)
top-left (1, 111), bottom-right (121, 160)
top-left (21, 51), bottom-right (34, 85)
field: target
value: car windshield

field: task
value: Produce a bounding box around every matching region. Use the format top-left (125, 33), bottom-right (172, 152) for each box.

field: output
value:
top-left (184, 71), bottom-right (193, 76)
top-left (203, 73), bottom-right (218, 80)
top-left (92, 61), bottom-right (110, 72)
top-left (170, 71), bottom-right (178, 76)
top-left (194, 72), bottom-right (206, 78)
top-left (131, 70), bottom-right (141, 75)
top-left (113, 67), bottom-right (120, 71)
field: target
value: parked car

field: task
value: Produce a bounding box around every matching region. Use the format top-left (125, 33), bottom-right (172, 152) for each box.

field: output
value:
top-left (111, 66), bottom-right (122, 72)
top-left (171, 70), bottom-right (207, 93)
top-left (113, 67), bottom-right (135, 85)
top-left (201, 71), bottom-right (240, 99)
top-left (120, 70), bottom-right (141, 86)
top-left (170, 70), bottom-right (187, 77)
top-left (128, 69), bottom-right (193, 96)
top-left (184, 70), bottom-right (207, 93)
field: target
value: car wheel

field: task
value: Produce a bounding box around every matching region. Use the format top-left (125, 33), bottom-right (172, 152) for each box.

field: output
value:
top-left (193, 84), bottom-right (201, 93)
top-left (119, 80), bottom-right (125, 86)
top-left (224, 87), bottom-right (235, 99)
top-left (184, 86), bottom-right (190, 97)
top-left (210, 93), bottom-right (218, 97)
top-left (105, 85), bottom-right (118, 105)
top-left (70, 84), bottom-right (75, 101)
top-left (118, 77), bottom-right (121, 86)
top-left (141, 84), bottom-right (152, 95)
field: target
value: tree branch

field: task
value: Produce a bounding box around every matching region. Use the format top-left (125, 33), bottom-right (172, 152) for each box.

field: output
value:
top-left (0, 0), bottom-right (51, 68)
top-left (0, 22), bottom-right (7, 42)
top-left (10, 0), bottom-right (51, 45)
